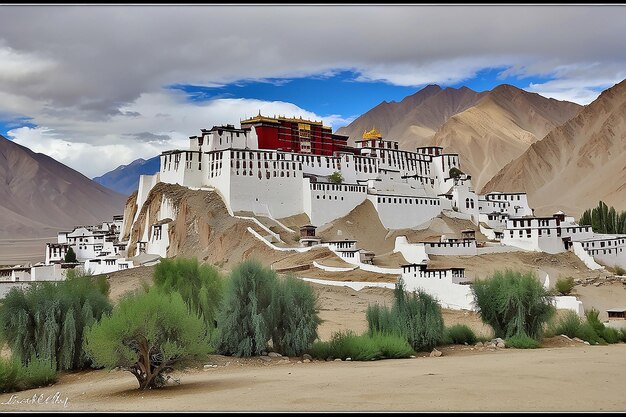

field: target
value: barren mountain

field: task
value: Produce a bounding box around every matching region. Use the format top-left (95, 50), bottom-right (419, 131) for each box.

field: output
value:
top-left (0, 135), bottom-right (127, 238)
top-left (336, 85), bottom-right (486, 149)
top-left (432, 84), bottom-right (582, 190)
top-left (482, 79), bottom-right (626, 218)
top-left (336, 84), bottom-right (581, 191)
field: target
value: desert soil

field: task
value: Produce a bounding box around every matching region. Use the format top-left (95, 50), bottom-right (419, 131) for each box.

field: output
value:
top-left (2, 270), bottom-right (626, 412)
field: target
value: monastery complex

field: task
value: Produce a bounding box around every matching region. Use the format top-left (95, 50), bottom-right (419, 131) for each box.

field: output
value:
top-left (2, 114), bottom-right (625, 312)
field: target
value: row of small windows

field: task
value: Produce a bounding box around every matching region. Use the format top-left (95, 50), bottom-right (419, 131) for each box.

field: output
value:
top-left (583, 239), bottom-right (626, 248)
top-left (587, 248), bottom-right (624, 255)
top-left (425, 242), bottom-right (474, 247)
top-left (376, 196), bottom-right (440, 206)
top-left (311, 183), bottom-right (365, 192)
top-left (317, 195), bottom-right (344, 201)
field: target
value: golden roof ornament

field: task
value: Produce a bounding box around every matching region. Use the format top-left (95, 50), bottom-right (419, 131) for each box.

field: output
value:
top-left (362, 127), bottom-right (382, 140)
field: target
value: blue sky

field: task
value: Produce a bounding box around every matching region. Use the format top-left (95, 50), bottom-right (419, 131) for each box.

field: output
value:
top-left (0, 5), bottom-right (624, 177)
top-left (165, 68), bottom-right (563, 128)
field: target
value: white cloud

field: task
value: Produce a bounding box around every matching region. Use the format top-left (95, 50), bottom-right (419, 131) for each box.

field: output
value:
top-left (0, 5), bottom-right (625, 175)
top-left (8, 91), bottom-right (351, 178)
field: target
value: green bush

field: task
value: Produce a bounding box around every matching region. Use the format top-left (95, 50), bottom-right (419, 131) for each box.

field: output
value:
top-left (546, 310), bottom-right (582, 338)
top-left (365, 278), bottom-right (444, 351)
top-left (576, 322), bottom-right (605, 345)
top-left (309, 330), bottom-right (414, 361)
top-left (505, 333), bottom-right (541, 349)
top-left (153, 257), bottom-right (223, 338)
top-left (585, 308), bottom-right (605, 334)
top-left (84, 287), bottom-right (211, 390)
top-left (0, 357), bottom-right (19, 392)
top-left (614, 266), bottom-right (626, 276)
top-left (619, 329), bottom-right (626, 343)
top-left (554, 276), bottom-right (576, 296)
top-left (216, 261), bottom-right (321, 357)
top-left (601, 327), bottom-right (621, 344)
top-left (272, 275), bottom-right (321, 357)
top-left (216, 260), bottom-right (278, 357)
top-left (0, 357), bottom-right (58, 393)
top-left (328, 171), bottom-right (343, 184)
top-left (443, 324), bottom-right (477, 345)
top-left (0, 271), bottom-right (112, 370)
top-left (471, 270), bottom-right (555, 340)
top-left (17, 357), bottom-right (58, 389)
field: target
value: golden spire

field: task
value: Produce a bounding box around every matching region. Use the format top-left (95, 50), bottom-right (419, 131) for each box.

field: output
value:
top-left (362, 127), bottom-right (382, 140)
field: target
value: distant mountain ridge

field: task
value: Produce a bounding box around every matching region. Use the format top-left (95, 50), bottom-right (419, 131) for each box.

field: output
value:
top-left (0, 135), bottom-right (127, 239)
top-left (93, 156), bottom-right (160, 196)
top-left (336, 83), bottom-right (582, 190)
top-left (482, 79), bottom-right (626, 217)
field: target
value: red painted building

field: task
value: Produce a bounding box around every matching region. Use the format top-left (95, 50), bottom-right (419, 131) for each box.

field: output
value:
top-left (240, 114), bottom-right (355, 156)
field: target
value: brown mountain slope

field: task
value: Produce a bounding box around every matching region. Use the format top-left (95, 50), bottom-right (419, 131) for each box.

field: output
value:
top-left (0, 135), bottom-right (127, 238)
top-left (431, 84), bottom-right (582, 190)
top-left (482, 79), bottom-right (626, 218)
top-left (336, 85), bottom-right (487, 148)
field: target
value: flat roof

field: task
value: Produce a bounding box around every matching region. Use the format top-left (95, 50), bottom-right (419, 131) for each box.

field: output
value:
top-left (607, 309), bottom-right (626, 313)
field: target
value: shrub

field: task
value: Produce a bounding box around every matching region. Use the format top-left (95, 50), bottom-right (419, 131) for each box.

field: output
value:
top-left (471, 270), bottom-right (555, 340)
top-left (0, 357), bottom-right (58, 393)
top-left (328, 171), bottom-right (343, 184)
top-left (153, 257), bottom-right (223, 338)
top-left (271, 275), bottom-right (321, 356)
top-left (0, 357), bottom-right (19, 393)
top-left (614, 266), bottom-right (626, 276)
top-left (619, 328), bottom-right (626, 343)
top-left (309, 330), bottom-right (413, 361)
top-left (547, 310), bottom-right (582, 338)
top-left (216, 261), bottom-right (320, 357)
top-left (601, 327), bottom-right (621, 344)
top-left (554, 276), bottom-right (576, 296)
top-left (443, 324), bottom-right (477, 345)
top-left (505, 333), bottom-right (541, 349)
top-left (84, 287), bottom-right (211, 390)
top-left (366, 278), bottom-right (444, 351)
top-left (17, 357), bottom-right (58, 389)
top-left (585, 308), bottom-right (605, 334)
top-left (216, 260), bottom-right (278, 357)
top-left (0, 271), bottom-right (112, 370)
top-left (576, 322), bottom-right (605, 345)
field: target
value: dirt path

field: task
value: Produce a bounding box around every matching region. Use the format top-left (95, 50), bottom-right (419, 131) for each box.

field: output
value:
top-left (2, 344), bottom-right (625, 412)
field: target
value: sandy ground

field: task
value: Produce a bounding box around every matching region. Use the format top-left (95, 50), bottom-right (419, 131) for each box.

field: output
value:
top-left (3, 262), bottom-right (626, 411)
top-left (0, 238), bottom-right (51, 266)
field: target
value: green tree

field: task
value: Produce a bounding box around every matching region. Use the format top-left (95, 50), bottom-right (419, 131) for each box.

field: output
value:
top-left (471, 270), bottom-right (555, 340)
top-left (449, 167), bottom-right (463, 180)
top-left (328, 171), bottom-right (343, 184)
top-left (216, 260), bottom-right (277, 357)
top-left (216, 260), bottom-right (320, 357)
top-left (153, 258), bottom-right (223, 340)
top-left (0, 271), bottom-right (111, 370)
top-left (64, 247), bottom-right (77, 263)
top-left (579, 209), bottom-right (592, 226)
top-left (84, 287), bottom-right (210, 390)
top-left (271, 275), bottom-right (321, 356)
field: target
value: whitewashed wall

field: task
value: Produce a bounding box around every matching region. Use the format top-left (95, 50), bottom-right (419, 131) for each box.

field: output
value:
top-left (304, 181), bottom-right (367, 227)
top-left (368, 194), bottom-right (442, 230)
top-left (393, 236), bottom-right (429, 264)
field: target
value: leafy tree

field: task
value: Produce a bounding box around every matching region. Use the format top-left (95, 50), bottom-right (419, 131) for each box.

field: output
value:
top-left (271, 275), bottom-right (321, 356)
top-left (84, 287), bottom-right (210, 390)
top-left (153, 258), bottom-right (223, 339)
top-left (64, 247), bottom-right (77, 263)
top-left (216, 260), bottom-right (320, 357)
top-left (328, 171), bottom-right (343, 184)
top-left (0, 271), bottom-right (111, 371)
top-left (449, 167), bottom-right (463, 180)
top-left (216, 260), bottom-right (277, 357)
top-left (471, 270), bottom-right (555, 340)
top-left (580, 201), bottom-right (626, 234)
